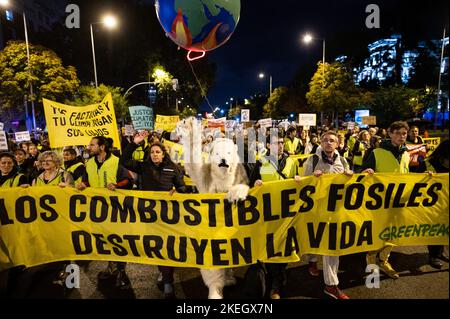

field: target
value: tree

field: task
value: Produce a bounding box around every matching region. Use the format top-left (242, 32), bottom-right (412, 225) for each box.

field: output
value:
top-left (370, 85), bottom-right (420, 127)
top-left (306, 61), bottom-right (372, 126)
top-left (0, 41), bottom-right (80, 111)
top-left (66, 84), bottom-right (129, 123)
top-left (262, 87), bottom-right (290, 118)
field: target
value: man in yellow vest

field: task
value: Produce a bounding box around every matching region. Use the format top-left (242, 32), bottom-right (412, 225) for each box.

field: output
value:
top-left (361, 121), bottom-right (410, 279)
top-left (253, 132), bottom-right (297, 299)
top-left (76, 136), bottom-right (133, 289)
top-left (63, 148), bottom-right (86, 185)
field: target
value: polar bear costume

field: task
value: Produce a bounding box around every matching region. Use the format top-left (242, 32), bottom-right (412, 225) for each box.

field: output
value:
top-left (179, 117), bottom-right (250, 299)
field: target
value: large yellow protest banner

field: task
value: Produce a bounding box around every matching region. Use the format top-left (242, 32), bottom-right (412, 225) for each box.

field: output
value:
top-left (43, 93), bottom-right (121, 150)
top-left (154, 115), bottom-right (180, 132)
top-left (0, 173), bottom-right (447, 271)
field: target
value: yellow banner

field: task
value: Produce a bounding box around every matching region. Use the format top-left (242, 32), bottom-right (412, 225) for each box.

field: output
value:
top-left (289, 153), bottom-right (313, 176)
top-left (42, 94), bottom-right (121, 150)
top-left (154, 115), bottom-right (180, 132)
top-left (0, 173), bottom-right (448, 271)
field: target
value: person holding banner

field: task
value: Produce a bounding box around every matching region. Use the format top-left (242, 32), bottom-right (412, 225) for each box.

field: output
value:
top-left (361, 121), bottom-right (410, 279)
top-left (417, 139), bottom-right (449, 269)
top-left (76, 136), bottom-right (134, 290)
top-left (32, 151), bottom-right (74, 187)
top-left (121, 131), bottom-right (187, 299)
top-left (352, 130), bottom-right (371, 173)
top-left (0, 152), bottom-right (30, 188)
top-left (253, 133), bottom-right (298, 299)
top-left (300, 131), bottom-right (352, 300)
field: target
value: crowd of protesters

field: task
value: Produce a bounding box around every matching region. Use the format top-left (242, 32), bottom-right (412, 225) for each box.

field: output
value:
top-left (0, 119), bottom-right (448, 299)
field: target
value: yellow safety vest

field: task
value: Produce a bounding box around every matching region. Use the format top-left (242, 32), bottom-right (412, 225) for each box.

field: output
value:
top-left (260, 157), bottom-right (297, 182)
top-left (347, 136), bottom-right (357, 152)
top-left (64, 162), bottom-right (84, 184)
top-left (284, 137), bottom-right (300, 154)
top-left (132, 140), bottom-right (149, 162)
top-left (373, 148), bottom-right (410, 173)
top-left (85, 154), bottom-right (119, 188)
top-left (1, 173), bottom-right (24, 188)
top-left (353, 142), bottom-right (366, 166)
top-left (34, 170), bottom-right (67, 186)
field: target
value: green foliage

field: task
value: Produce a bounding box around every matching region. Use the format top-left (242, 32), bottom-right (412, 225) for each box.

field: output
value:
top-left (179, 106), bottom-right (197, 119)
top-left (306, 62), bottom-right (371, 113)
top-left (66, 84), bottom-right (129, 121)
top-left (262, 87), bottom-right (289, 118)
top-left (0, 41), bottom-right (80, 109)
top-left (370, 85), bottom-right (421, 127)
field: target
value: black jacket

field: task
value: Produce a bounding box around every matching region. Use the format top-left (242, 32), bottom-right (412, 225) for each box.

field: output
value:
top-left (121, 142), bottom-right (186, 192)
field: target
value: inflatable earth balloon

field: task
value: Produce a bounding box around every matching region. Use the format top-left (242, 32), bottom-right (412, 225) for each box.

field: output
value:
top-left (155, 0), bottom-right (240, 52)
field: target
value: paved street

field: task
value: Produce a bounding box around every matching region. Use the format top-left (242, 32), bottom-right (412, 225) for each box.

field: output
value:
top-left (2, 245), bottom-right (447, 299)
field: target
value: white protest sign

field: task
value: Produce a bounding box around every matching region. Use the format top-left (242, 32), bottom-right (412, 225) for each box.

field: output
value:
top-left (298, 113), bottom-right (317, 126)
top-left (15, 131), bottom-right (31, 142)
top-left (0, 131), bottom-right (8, 150)
top-left (258, 118), bottom-right (272, 128)
top-left (241, 109), bottom-right (250, 122)
top-left (129, 106), bottom-right (154, 130)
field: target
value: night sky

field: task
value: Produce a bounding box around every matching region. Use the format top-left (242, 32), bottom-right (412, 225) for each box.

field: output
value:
top-left (191, 0), bottom-right (449, 112)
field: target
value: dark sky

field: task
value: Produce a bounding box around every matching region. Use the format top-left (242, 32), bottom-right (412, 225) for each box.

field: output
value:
top-left (192, 0), bottom-right (449, 112)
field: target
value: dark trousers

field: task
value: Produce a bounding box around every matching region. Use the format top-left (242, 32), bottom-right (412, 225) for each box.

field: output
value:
top-left (158, 266), bottom-right (174, 284)
top-left (265, 263), bottom-right (287, 290)
top-left (428, 245), bottom-right (444, 258)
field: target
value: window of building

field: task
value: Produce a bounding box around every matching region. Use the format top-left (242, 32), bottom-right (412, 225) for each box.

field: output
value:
top-left (6, 10), bottom-right (13, 22)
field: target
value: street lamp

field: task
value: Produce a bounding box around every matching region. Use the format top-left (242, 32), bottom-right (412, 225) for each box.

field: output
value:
top-left (258, 73), bottom-right (272, 97)
top-left (1, 0), bottom-right (36, 134)
top-left (90, 14), bottom-right (118, 92)
top-left (303, 33), bottom-right (326, 79)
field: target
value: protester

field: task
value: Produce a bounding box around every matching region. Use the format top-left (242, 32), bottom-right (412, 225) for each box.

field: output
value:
top-left (62, 147), bottom-right (86, 185)
top-left (300, 131), bottom-right (352, 299)
top-left (361, 121), bottom-right (411, 279)
top-left (32, 151), bottom-right (73, 187)
top-left (121, 131), bottom-right (187, 299)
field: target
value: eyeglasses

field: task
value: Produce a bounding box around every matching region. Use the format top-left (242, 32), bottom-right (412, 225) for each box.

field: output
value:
top-left (322, 139), bottom-right (337, 143)
top-left (42, 160), bottom-right (54, 163)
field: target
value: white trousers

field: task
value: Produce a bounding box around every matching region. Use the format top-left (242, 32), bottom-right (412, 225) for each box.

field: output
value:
top-left (308, 254), bottom-right (340, 286)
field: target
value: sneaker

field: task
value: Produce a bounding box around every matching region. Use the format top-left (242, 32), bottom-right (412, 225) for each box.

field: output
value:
top-left (429, 258), bottom-right (443, 269)
top-left (115, 270), bottom-right (131, 289)
top-left (270, 289), bottom-right (281, 299)
top-left (438, 254), bottom-right (449, 263)
top-left (308, 262), bottom-right (320, 277)
top-left (378, 261), bottom-right (399, 279)
top-left (324, 285), bottom-right (350, 299)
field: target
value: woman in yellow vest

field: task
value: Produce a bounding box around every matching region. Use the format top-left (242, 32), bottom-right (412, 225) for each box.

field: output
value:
top-left (361, 121), bottom-right (411, 279)
top-left (32, 151), bottom-right (74, 187)
top-left (284, 126), bottom-right (302, 155)
top-left (0, 152), bottom-right (29, 188)
top-left (253, 133), bottom-right (297, 299)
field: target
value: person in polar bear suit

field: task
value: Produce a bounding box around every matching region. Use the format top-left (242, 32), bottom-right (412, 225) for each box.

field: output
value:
top-left (178, 117), bottom-right (250, 299)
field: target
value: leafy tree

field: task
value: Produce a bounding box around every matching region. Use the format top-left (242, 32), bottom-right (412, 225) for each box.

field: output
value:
top-left (0, 41), bottom-right (80, 110)
top-left (262, 87), bottom-right (290, 118)
top-left (306, 61), bottom-right (372, 126)
top-left (370, 85), bottom-right (420, 127)
top-left (179, 106), bottom-right (197, 119)
top-left (66, 84), bottom-right (129, 122)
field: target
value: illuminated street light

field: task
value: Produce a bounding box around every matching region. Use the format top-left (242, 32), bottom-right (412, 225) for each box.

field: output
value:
top-left (90, 14), bottom-right (119, 90)
top-left (258, 72), bottom-right (272, 96)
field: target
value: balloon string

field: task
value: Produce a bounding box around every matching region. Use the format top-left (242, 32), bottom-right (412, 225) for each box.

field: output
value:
top-left (188, 57), bottom-right (215, 114)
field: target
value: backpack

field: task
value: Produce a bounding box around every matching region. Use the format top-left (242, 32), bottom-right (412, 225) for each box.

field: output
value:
top-left (312, 154), bottom-right (349, 171)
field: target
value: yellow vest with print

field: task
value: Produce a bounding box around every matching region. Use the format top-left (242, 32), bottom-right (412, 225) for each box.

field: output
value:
top-left (132, 140), bottom-right (149, 162)
top-left (284, 137), bottom-right (300, 154)
top-left (1, 173), bottom-right (24, 188)
top-left (260, 156), bottom-right (297, 182)
top-left (373, 148), bottom-right (410, 173)
top-left (65, 162), bottom-right (84, 184)
top-left (85, 155), bottom-right (119, 188)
